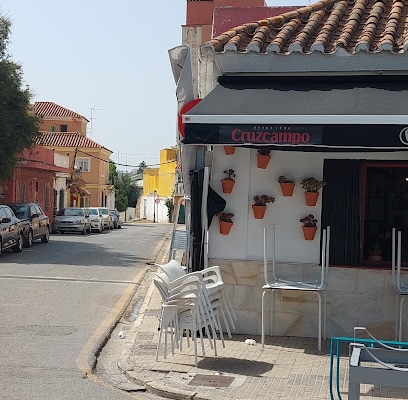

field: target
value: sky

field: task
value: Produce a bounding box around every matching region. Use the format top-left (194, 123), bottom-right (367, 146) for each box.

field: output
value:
top-left (0, 0), bottom-right (309, 172)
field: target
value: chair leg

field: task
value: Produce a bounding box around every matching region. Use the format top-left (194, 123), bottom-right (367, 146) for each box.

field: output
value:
top-left (399, 296), bottom-right (407, 342)
top-left (262, 290), bottom-right (266, 347)
top-left (316, 292), bottom-right (322, 352)
top-left (395, 294), bottom-right (400, 341)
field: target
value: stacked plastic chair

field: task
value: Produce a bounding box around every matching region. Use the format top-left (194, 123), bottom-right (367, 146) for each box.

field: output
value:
top-left (391, 228), bottom-right (408, 341)
top-left (153, 263), bottom-right (232, 366)
top-left (155, 260), bottom-right (237, 333)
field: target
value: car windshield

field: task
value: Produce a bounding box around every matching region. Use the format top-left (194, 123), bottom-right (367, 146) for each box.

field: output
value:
top-left (88, 209), bottom-right (99, 215)
top-left (12, 205), bottom-right (30, 219)
top-left (58, 208), bottom-right (84, 217)
top-left (99, 209), bottom-right (108, 215)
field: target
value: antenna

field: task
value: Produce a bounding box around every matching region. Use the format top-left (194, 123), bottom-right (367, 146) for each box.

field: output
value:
top-left (89, 106), bottom-right (102, 135)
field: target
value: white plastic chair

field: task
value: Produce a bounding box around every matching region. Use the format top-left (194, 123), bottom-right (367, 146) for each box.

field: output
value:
top-left (155, 259), bottom-right (237, 332)
top-left (261, 224), bottom-right (330, 351)
top-left (391, 228), bottom-right (408, 341)
top-left (153, 271), bottom-right (225, 366)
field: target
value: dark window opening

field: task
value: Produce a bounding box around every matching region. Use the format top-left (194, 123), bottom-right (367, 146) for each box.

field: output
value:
top-left (362, 164), bottom-right (408, 267)
top-left (322, 160), bottom-right (408, 268)
top-left (60, 124), bottom-right (68, 132)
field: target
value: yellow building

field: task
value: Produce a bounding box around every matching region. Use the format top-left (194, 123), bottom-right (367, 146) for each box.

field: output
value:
top-left (141, 147), bottom-right (181, 222)
top-left (33, 102), bottom-right (114, 209)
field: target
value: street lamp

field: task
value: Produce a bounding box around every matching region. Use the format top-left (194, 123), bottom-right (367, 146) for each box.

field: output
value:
top-left (153, 190), bottom-right (157, 223)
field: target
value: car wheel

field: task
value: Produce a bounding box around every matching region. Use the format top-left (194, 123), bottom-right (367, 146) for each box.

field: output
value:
top-left (60, 230), bottom-right (65, 234)
top-left (41, 227), bottom-right (50, 243)
top-left (24, 230), bottom-right (33, 248)
top-left (118, 224), bottom-right (121, 229)
top-left (81, 225), bottom-right (86, 235)
top-left (12, 233), bottom-right (23, 253)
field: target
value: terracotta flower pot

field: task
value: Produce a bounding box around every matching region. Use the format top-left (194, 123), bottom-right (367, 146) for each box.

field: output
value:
top-left (252, 204), bottom-right (267, 219)
top-left (279, 182), bottom-right (295, 196)
top-left (302, 226), bottom-right (317, 240)
top-left (305, 191), bottom-right (319, 206)
top-left (257, 153), bottom-right (271, 169)
top-left (219, 220), bottom-right (233, 235)
top-left (224, 146), bottom-right (235, 155)
top-left (221, 178), bottom-right (235, 194)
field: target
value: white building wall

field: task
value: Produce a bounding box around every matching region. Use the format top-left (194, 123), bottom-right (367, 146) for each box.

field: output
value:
top-left (207, 147), bottom-right (408, 340)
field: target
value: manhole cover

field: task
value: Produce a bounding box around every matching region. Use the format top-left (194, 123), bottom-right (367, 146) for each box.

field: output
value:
top-left (188, 374), bottom-right (234, 388)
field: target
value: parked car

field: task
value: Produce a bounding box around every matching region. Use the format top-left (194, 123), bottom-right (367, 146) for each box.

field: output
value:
top-left (86, 207), bottom-right (104, 233)
top-left (110, 209), bottom-right (121, 229)
top-left (53, 207), bottom-right (91, 235)
top-left (0, 205), bottom-right (23, 255)
top-left (8, 202), bottom-right (50, 247)
top-left (98, 207), bottom-right (113, 230)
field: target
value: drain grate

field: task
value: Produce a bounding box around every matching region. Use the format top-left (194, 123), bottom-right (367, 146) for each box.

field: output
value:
top-left (188, 374), bottom-right (234, 388)
top-left (139, 344), bottom-right (157, 350)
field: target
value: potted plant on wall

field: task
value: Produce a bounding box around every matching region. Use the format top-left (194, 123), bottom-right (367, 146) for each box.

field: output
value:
top-left (300, 177), bottom-right (327, 206)
top-left (252, 195), bottom-right (275, 219)
top-left (223, 145), bottom-right (235, 155)
top-left (300, 214), bottom-right (318, 240)
top-left (278, 175), bottom-right (295, 196)
top-left (257, 148), bottom-right (271, 169)
top-left (217, 212), bottom-right (234, 235)
top-left (221, 169), bottom-right (235, 194)
top-left (367, 242), bottom-right (383, 262)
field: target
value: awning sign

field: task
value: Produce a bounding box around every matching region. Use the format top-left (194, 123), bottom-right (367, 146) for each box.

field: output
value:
top-left (219, 125), bottom-right (322, 146)
top-left (183, 124), bottom-right (408, 150)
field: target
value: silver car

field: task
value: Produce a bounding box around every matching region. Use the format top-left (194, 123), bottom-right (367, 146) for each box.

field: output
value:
top-left (53, 207), bottom-right (91, 235)
top-left (98, 207), bottom-right (113, 230)
top-left (86, 207), bottom-right (104, 233)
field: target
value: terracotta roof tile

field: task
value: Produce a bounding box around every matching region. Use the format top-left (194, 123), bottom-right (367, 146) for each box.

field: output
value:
top-left (37, 132), bottom-right (111, 152)
top-left (32, 102), bottom-right (89, 121)
top-left (205, 0), bottom-right (408, 54)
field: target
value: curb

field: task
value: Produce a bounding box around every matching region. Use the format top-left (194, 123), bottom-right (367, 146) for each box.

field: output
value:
top-left (76, 228), bottom-right (172, 377)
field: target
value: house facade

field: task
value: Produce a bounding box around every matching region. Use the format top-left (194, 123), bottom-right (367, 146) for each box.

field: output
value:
top-left (1, 146), bottom-right (70, 224)
top-left (33, 102), bottom-right (114, 210)
top-left (179, 0), bottom-right (408, 340)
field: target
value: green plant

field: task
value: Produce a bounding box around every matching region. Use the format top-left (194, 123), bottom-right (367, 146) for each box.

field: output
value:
top-left (369, 242), bottom-right (382, 254)
top-left (165, 197), bottom-right (174, 223)
top-left (300, 177), bottom-right (327, 192)
top-left (253, 195), bottom-right (275, 206)
top-left (300, 214), bottom-right (318, 227)
top-left (278, 175), bottom-right (294, 183)
top-left (223, 169), bottom-right (235, 179)
top-left (257, 148), bottom-right (271, 156)
top-left (217, 212), bottom-right (234, 223)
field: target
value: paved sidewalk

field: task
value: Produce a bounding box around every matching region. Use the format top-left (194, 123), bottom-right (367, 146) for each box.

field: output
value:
top-left (114, 268), bottom-right (408, 400)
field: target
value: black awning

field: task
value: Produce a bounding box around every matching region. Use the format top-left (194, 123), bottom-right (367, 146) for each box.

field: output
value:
top-left (182, 78), bottom-right (408, 150)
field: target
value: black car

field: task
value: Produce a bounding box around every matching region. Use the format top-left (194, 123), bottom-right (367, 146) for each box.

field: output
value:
top-left (110, 209), bottom-right (121, 229)
top-left (8, 203), bottom-right (50, 247)
top-left (0, 205), bottom-right (23, 255)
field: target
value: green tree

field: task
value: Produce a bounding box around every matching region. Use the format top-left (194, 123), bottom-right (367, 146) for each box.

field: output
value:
top-left (136, 161), bottom-right (147, 174)
top-left (113, 171), bottom-right (140, 212)
top-left (0, 14), bottom-right (40, 180)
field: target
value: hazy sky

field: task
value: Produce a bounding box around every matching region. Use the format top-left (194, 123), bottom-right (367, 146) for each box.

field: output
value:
top-left (1, 0), bottom-right (308, 171)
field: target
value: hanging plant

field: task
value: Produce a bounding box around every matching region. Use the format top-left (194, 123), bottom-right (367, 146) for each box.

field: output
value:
top-left (257, 149), bottom-right (271, 169)
top-left (223, 146), bottom-right (235, 155)
top-left (221, 169), bottom-right (236, 194)
top-left (252, 195), bottom-right (275, 219)
top-left (300, 177), bottom-right (327, 206)
top-left (300, 214), bottom-right (318, 240)
top-left (278, 175), bottom-right (295, 196)
top-left (217, 212), bottom-right (234, 235)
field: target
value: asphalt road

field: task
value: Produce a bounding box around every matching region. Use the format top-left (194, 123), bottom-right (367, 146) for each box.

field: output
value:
top-left (0, 222), bottom-right (172, 400)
